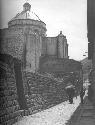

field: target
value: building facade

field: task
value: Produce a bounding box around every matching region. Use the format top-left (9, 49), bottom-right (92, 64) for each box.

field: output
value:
top-left (87, 0), bottom-right (95, 105)
top-left (0, 2), bottom-right (68, 73)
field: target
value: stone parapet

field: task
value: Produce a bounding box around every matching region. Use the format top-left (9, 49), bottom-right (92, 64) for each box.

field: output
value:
top-left (8, 19), bottom-right (46, 32)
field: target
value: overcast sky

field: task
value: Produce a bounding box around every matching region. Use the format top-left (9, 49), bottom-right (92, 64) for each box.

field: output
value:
top-left (1, 0), bottom-right (88, 61)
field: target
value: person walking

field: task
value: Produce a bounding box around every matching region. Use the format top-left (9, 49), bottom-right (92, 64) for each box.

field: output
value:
top-left (69, 87), bottom-right (75, 104)
top-left (88, 85), bottom-right (94, 102)
top-left (80, 87), bottom-right (85, 104)
top-left (66, 84), bottom-right (75, 104)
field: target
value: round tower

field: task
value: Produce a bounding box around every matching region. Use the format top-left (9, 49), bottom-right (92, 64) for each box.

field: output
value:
top-left (8, 2), bottom-right (47, 72)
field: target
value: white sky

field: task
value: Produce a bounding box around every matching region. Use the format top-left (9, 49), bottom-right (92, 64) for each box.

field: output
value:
top-left (1, 0), bottom-right (88, 61)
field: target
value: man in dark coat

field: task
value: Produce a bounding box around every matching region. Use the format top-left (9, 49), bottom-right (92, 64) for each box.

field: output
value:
top-left (66, 85), bottom-right (75, 104)
top-left (80, 87), bottom-right (85, 104)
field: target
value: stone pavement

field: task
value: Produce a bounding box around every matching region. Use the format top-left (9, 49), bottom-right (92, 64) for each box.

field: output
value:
top-left (66, 96), bottom-right (95, 125)
top-left (13, 95), bottom-right (81, 125)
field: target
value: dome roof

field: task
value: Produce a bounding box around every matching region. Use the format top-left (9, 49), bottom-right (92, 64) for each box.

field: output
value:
top-left (10, 2), bottom-right (41, 21)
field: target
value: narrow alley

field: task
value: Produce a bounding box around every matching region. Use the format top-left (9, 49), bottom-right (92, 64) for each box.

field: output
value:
top-left (1, 1), bottom-right (95, 125)
top-left (13, 89), bottom-right (88, 125)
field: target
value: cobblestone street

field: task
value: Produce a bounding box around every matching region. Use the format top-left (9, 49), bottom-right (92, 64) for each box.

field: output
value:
top-left (14, 82), bottom-right (94, 125)
top-left (14, 95), bottom-right (81, 125)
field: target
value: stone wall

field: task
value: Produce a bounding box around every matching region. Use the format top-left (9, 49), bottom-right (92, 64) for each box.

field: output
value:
top-left (0, 54), bottom-right (24, 125)
top-left (25, 29), bottom-right (42, 72)
top-left (1, 28), bottom-right (24, 60)
top-left (23, 70), bottom-right (82, 114)
top-left (46, 37), bottom-right (57, 56)
top-left (39, 56), bottom-right (82, 74)
top-left (23, 72), bottom-right (68, 113)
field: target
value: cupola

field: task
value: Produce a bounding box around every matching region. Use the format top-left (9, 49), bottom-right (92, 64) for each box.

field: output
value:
top-left (23, 2), bottom-right (31, 11)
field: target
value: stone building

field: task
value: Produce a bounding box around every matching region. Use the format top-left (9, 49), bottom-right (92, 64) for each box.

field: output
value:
top-left (41, 31), bottom-right (68, 59)
top-left (0, 2), bottom-right (46, 73)
top-left (87, 0), bottom-right (95, 105)
top-left (0, 2), bottom-right (68, 73)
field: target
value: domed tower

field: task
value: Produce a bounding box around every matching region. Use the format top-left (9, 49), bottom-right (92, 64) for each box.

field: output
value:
top-left (8, 2), bottom-right (47, 72)
top-left (57, 31), bottom-right (68, 58)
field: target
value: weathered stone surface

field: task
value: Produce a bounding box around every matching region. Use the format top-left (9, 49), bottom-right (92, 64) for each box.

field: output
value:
top-left (24, 72), bottom-right (68, 113)
top-left (1, 28), bottom-right (24, 60)
top-left (0, 55), bottom-right (24, 125)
